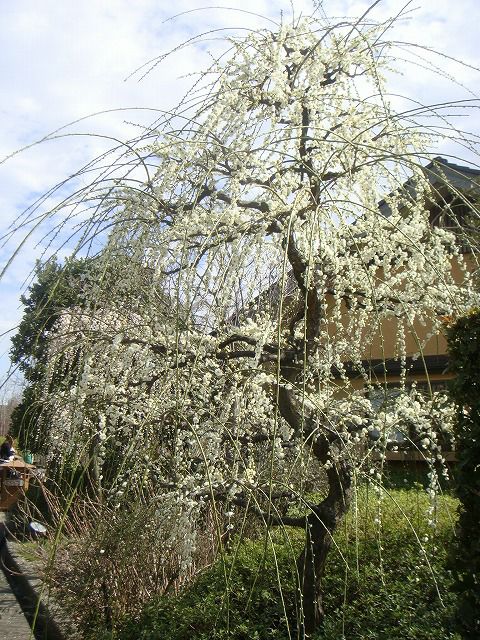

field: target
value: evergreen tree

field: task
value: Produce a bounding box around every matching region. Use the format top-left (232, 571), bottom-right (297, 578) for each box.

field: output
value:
top-left (10, 257), bottom-right (90, 451)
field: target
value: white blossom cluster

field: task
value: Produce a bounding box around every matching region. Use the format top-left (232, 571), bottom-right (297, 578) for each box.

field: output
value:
top-left (37, 16), bottom-right (477, 569)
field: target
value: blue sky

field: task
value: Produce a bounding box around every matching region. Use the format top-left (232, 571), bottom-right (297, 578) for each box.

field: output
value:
top-left (1, 0), bottom-right (479, 396)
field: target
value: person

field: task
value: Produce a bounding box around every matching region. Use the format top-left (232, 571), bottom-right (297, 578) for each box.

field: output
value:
top-left (0, 435), bottom-right (15, 461)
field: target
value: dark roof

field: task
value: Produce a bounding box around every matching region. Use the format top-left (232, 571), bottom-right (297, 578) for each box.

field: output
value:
top-left (426, 156), bottom-right (480, 189)
top-left (379, 157), bottom-right (480, 217)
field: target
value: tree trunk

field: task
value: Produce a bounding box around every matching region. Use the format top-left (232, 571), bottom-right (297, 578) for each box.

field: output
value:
top-left (297, 458), bottom-right (352, 635)
top-left (276, 365), bottom-right (353, 634)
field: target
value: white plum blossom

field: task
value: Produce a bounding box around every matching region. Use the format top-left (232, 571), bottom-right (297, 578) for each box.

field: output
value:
top-left (34, 12), bottom-right (478, 629)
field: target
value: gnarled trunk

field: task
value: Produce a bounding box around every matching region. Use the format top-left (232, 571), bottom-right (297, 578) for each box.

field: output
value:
top-left (297, 457), bottom-right (352, 635)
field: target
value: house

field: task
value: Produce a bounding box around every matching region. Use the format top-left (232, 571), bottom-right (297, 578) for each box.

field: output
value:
top-left (343, 157), bottom-right (479, 461)
top-left (237, 157), bottom-right (479, 461)
top-left (346, 158), bottom-right (478, 383)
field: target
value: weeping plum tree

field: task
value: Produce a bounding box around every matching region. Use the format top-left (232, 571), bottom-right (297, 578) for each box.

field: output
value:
top-left (35, 10), bottom-right (478, 635)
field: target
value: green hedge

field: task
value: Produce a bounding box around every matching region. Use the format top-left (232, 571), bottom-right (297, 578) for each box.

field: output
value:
top-left (446, 309), bottom-right (480, 638)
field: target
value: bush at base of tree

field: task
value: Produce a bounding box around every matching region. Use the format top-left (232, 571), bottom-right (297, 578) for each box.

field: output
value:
top-left (97, 489), bottom-right (460, 640)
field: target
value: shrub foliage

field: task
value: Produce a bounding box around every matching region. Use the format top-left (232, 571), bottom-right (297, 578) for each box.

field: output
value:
top-left (108, 489), bottom-right (459, 640)
top-left (446, 309), bottom-right (480, 638)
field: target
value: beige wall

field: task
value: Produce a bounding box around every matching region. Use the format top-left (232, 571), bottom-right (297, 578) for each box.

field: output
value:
top-left (326, 253), bottom-right (475, 365)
